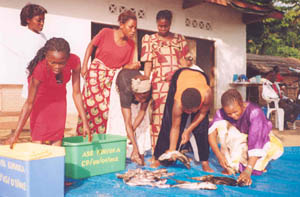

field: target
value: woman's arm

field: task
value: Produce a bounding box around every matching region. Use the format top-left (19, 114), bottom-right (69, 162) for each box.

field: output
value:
top-left (72, 63), bottom-right (92, 141)
top-left (208, 129), bottom-right (229, 170)
top-left (8, 78), bottom-right (40, 148)
top-left (123, 62), bottom-right (141, 70)
top-left (81, 41), bottom-right (95, 77)
top-left (237, 156), bottom-right (259, 186)
top-left (121, 107), bottom-right (139, 153)
top-left (168, 101), bottom-right (183, 151)
top-left (144, 62), bottom-right (153, 79)
top-left (132, 102), bottom-right (148, 131)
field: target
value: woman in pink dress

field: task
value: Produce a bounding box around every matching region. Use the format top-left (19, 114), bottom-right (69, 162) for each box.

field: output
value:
top-left (76, 10), bottom-right (140, 134)
top-left (141, 10), bottom-right (189, 152)
top-left (4, 38), bottom-right (91, 147)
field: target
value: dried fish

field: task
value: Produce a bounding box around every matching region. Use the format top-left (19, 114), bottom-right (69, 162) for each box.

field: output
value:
top-left (158, 151), bottom-right (191, 169)
top-left (172, 181), bottom-right (217, 190)
top-left (116, 168), bottom-right (174, 188)
top-left (190, 175), bottom-right (245, 187)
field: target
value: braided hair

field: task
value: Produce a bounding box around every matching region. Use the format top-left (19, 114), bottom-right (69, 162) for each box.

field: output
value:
top-left (27, 37), bottom-right (70, 76)
top-left (20, 4), bottom-right (47, 26)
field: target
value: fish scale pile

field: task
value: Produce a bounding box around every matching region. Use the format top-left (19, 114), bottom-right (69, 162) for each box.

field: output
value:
top-left (116, 168), bottom-right (217, 190)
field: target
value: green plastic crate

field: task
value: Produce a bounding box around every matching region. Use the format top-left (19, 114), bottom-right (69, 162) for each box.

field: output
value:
top-left (62, 134), bottom-right (127, 179)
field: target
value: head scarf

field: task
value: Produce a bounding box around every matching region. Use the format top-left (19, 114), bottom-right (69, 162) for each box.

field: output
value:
top-left (131, 78), bottom-right (151, 93)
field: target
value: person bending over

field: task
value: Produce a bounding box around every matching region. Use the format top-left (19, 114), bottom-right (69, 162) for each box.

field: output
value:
top-left (151, 68), bottom-right (213, 172)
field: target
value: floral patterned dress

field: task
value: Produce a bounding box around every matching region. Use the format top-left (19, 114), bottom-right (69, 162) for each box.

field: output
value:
top-left (76, 28), bottom-right (134, 134)
top-left (141, 33), bottom-right (189, 151)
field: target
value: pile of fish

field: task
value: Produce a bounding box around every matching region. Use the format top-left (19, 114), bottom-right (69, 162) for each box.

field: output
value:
top-left (116, 168), bottom-right (174, 188)
top-left (158, 150), bottom-right (191, 169)
top-left (117, 168), bottom-right (220, 190)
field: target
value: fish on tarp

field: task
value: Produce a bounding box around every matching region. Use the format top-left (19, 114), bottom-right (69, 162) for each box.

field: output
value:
top-left (171, 179), bottom-right (217, 190)
top-left (158, 151), bottom-right (191, 169)
top-left (116, 168), bottom-right (174, 188)
top-left (190, 175), bottom-right (246, 187)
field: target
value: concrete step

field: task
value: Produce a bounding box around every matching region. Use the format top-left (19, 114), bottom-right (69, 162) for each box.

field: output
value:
top-left (273, 129), bottom-right (300, 147)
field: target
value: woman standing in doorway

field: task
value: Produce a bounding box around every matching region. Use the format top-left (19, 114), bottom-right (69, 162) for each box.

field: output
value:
top-left (77, 10), bottom-right (140, 134)
top-left (141, 10), bottom-right (189, 152)
top-left (13, 3), bottom-right (47, 98)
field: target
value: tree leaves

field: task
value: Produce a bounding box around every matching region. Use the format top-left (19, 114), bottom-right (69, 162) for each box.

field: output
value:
top-left (247, 0), bottom-right (300, 58)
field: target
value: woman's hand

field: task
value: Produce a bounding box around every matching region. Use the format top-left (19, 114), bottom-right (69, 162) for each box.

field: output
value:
top-left (180, 130), bottom-right (191, 145)
top-left (237, 169), bottom-right (252, 186)
top-left (217, 154), bottom-right (229, 170)
top-left (81, 65), bottom-right (88, 78)
top-left (83, 122), bottom-right (92, 142)
top-left (131, 150), bottom-right (144, 166)
top-left (0, 134), bottom-right (18, 149)
top-left (124, 62), bottom-right (141, 70)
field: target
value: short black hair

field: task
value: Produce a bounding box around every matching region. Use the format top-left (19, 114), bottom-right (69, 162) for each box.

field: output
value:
top-left (181, 88), bottom-right (201, 110)
top-left (156, 10), bottom-right (172, 22)
top-left (20, 4), bottom-right (47, 26)
top-left (221, 89), bottom-right (243, 107)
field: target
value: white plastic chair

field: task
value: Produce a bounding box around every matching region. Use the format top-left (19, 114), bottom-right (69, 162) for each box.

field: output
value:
top-left (264, 98), bottom-right (284, 131)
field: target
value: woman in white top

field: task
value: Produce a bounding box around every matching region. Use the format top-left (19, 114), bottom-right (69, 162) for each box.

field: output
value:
top-left (18, 4), bottom-right (48, 98)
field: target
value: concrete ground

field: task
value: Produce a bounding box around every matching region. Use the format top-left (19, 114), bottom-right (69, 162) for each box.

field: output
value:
top-left (0, 113), bottom-right (300, 147)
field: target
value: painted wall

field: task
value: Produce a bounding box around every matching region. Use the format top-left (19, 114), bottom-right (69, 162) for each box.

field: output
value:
top-left (0, 0), bottom-right (246, 113)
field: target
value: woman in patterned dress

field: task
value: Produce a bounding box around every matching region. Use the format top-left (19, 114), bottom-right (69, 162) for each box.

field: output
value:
top-left (77, 11), bottom-right (140, 134)
top-left (141, 10), bottom-right (189, 152)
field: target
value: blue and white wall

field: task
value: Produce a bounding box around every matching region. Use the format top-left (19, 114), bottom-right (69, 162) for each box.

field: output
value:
top-left (0, 0), bottom-right (246, 113)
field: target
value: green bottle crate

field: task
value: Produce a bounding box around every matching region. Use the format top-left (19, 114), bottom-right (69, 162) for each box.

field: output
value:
top-left (63, 134), bottom-right (127, 179)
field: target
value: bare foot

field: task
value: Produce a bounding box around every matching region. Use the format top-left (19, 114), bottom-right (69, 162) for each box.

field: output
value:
top-left (221, 169), bottom-right (231, 175)
top-left (150, 159), bottom-right (161, 168)
top-left (148, 156), bottom-right (155, 163)
top-left (201, 161), bottom-right (214, 172)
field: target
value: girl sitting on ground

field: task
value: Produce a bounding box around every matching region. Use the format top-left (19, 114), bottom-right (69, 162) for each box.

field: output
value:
top-left (208, 89), bottom-right (283, 186)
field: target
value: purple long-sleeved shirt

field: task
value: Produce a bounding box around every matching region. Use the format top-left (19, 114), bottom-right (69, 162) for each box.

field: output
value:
top-left (209, 102), bottom-right (272, 157)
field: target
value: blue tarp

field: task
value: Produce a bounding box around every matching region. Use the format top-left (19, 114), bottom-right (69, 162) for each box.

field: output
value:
top-left (65, 147), bottom-right (300, 197)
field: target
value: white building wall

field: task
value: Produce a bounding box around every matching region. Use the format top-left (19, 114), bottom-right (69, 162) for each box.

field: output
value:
top-left (0, 0), bottom-right (246, 113)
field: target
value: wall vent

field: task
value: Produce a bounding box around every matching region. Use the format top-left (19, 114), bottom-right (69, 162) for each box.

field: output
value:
top-left (185, 17), bottom-right (212, 31)
top-left (108, 2), bottom-right (145, 19)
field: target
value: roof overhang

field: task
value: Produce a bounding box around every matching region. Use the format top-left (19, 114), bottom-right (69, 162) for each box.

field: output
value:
top-left (182, 0), bottom-right (284, 24)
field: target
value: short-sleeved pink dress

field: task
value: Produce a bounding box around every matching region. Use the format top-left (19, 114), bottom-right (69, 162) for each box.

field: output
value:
top-left (29, 54), bottom-right (80, 141)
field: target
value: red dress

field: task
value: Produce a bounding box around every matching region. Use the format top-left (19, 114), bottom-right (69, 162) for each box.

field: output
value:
top-left (29, 54), bottom-right (80, 141)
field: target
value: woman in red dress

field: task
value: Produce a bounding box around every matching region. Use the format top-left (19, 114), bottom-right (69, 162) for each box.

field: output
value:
top-left (77, 10), bottom-right (140, 134)
top-left (5, 37), bottom-right (91, 147)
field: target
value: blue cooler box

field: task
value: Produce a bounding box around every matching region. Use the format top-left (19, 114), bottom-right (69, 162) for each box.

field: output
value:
top-left (0, 143), bottom-right (65, 197)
